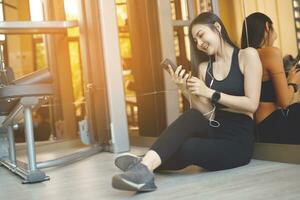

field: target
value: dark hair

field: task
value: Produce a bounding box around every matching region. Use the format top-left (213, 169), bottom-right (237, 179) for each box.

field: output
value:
top-left (188, 12), bottom-right (237, 75)
top-left (241, 12), bottom-right (273, 49)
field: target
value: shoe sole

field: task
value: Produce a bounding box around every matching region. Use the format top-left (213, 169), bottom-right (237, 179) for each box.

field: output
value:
top-left (114, 154), bottom-right (140, 171)
top-left (112, 175), bottom-right (157, 192)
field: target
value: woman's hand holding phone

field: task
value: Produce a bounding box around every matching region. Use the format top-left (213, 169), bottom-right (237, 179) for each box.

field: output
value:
top-left (169, 65), bottom-right (190, 91)
top-left (160, 58), bottom-right (208, 96)
top-left (160, 58), bottom-right (191, 90)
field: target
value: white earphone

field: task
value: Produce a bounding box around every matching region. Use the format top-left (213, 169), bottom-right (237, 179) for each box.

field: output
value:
top-left (208, 56), bottom-right (214, 88)
top-left (205, 56), bottom-right (220, 127)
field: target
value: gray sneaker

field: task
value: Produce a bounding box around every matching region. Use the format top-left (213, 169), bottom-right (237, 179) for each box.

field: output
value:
top-left (112, 162), bottom-right (157, 192)
top-left (114, 154), bottom-right (142, 171)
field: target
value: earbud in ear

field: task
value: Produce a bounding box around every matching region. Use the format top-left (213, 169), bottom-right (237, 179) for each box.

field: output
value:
top-left (213, 22), bottom-right (222, 33)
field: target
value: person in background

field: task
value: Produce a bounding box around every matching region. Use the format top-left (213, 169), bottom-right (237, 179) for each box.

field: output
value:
top-left (241, 12), bottom-right (300, 144)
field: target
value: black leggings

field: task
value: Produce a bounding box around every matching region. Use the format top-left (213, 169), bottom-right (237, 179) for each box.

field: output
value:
top-left (256, 103), bottom-right (300, 144)
top-left (150, 109), bottom-right (254, 171)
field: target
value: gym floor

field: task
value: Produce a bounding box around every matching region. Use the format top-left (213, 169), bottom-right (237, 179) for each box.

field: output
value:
top-left (1, 141), bottom-right (300, 200)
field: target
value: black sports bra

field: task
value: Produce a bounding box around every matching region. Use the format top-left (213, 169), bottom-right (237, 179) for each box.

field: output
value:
top-left (205, 48), bottom-right (245, 107)
top-left (260, 80), bottom-right (277, 102)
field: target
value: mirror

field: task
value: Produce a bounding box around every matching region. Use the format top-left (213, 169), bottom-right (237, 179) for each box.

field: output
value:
top-left (115, 0), bottom-right (300, 163)
top-left (239, 0), bottom-right (300, 144)
top-left (189, 0), bottom-right (300, 163)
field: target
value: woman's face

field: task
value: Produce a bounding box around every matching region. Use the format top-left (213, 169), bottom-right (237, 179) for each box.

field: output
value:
top-left (191, 24), bottom-right (221, 55)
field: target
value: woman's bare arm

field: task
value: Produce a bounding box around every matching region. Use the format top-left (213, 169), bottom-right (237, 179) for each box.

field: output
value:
top-left (260, 47), bottom-right (294, 108)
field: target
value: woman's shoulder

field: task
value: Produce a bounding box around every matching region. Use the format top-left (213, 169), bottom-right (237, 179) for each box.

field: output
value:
top-left (258, 46), bottom-right (282, 58)
top-left (239, 47), bottom-right (282, 62)
top-left (259, 47), bottom-right (283, 72)
top-left (239, 47), bottom-right (260, 63)
top-left (239, 47), bottom-right (259, 58)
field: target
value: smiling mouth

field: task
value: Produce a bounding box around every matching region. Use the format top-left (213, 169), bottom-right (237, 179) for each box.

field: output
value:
top-left (200, 44), bottom-right (208, 51)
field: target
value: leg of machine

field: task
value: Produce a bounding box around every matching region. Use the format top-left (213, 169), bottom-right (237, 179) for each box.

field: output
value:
top-left (21, 98), bottom-right (49, 183)
top-left (7, 126), bottom-right (16, 165)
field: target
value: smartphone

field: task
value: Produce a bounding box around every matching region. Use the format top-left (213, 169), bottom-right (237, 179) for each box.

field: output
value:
top-left (160, 58), bottom-right (178, 74)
